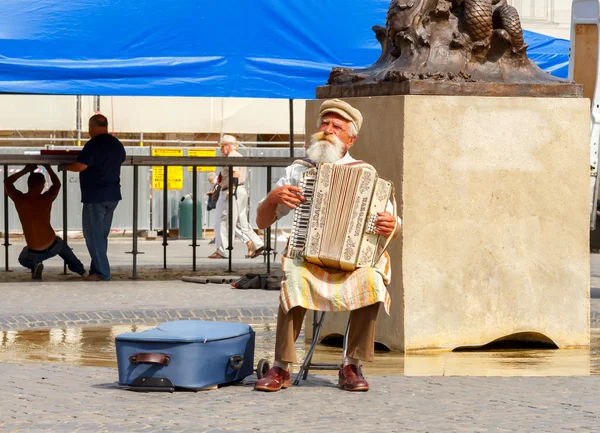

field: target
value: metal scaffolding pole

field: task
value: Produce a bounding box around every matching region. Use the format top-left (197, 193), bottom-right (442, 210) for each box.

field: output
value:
top-left (192, 166), bottom-right (198, 271)
top-left (127, 166), bottom-right (143, 279)
top-left (0, 137), bottom-right (304, 146)
top-left (76, 96), bottom-right (82, 146)
top-left (227, 166), bottom-right (234, 273)
top-left (266, 167), bottom-right (272, 274)
top-left (62, 169), bottom-right (68, 274)
top-left (289, 99), bottom-right (295, 158)
top-left (3, 165), bottom-right (10, 272)
top-left (163, 165), bottom-right (168, 269)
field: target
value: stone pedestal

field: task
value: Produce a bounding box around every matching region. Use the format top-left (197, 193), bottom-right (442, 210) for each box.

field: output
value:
top-left (305, 95), bottom-right (591, 351)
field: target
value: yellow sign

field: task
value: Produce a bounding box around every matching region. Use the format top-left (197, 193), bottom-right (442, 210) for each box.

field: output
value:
top-left (153, 147), bottom-right (183, 157)
top-left (188, 148), bottom-right (217, 172)
top-left (152, 147), bottom-right (183, 190)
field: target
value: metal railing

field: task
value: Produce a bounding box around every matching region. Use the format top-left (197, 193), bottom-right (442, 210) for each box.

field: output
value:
top-left (0, 152), bottom-right (304, 278)
top-left (0, 147), bottom-right (304, 233)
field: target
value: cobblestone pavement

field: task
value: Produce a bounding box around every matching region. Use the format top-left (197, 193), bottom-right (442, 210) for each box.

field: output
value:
top-left (0, 363), bottom-right (599, 432)
top-left (0, 276), bottom-right (281, 332)
top-left (0, 280), bottom-right (279, 324)
top-left (0, 306), bottom-right (278, 331)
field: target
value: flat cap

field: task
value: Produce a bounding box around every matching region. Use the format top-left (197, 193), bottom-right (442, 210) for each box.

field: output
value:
top-left (319, 99), bottom-right (363, 133)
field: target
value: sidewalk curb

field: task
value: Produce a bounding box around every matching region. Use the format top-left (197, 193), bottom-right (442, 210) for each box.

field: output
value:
top-left (2, 308), bottom-right (598, 334)
top-left (0, 307), bottom-right (278, 331)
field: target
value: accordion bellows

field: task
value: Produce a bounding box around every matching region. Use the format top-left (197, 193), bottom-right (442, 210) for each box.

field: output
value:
top-left (288, 162), bottom-right (394, 271)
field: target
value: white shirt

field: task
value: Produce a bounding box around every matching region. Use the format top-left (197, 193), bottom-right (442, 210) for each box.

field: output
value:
top-left (219, 150), bottom-right (247, 190)
top-left (270, 152), bottom-right (401, 225)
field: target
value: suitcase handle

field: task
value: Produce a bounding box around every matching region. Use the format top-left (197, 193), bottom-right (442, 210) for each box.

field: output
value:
top-left (129, 353), bottom-right (171, 366)
top-left (229, 355), bottom-right (244, 371)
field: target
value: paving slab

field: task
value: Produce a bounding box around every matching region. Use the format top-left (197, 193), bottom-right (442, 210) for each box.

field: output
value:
top-left (0, 363), bottom-right (599, 432)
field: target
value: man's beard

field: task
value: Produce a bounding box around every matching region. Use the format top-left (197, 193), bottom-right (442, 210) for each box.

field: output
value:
top-left (305, 132), bottom-right (345, 163)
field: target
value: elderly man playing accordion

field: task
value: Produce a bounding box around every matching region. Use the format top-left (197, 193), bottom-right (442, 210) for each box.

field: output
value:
top-left (255, 99), bottom-right (401, 392)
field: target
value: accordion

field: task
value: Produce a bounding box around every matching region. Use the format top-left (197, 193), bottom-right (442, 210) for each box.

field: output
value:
top-left (288, 161), bottom-right (395, 271)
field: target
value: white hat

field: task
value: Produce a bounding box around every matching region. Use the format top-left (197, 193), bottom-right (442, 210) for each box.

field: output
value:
top-left (219, 134), bottom-right (239, 147)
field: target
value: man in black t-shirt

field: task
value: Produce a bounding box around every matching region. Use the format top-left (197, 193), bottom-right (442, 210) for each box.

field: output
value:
top-left (62, 114), bottom-right (126, 281)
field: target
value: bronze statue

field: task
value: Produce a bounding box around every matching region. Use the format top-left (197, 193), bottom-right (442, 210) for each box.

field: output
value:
top-left (318, 0), bottom-right (580, 97)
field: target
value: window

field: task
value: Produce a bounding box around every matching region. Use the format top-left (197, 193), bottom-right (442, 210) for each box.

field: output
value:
top-left (509, 0), bottom-right (555, 24)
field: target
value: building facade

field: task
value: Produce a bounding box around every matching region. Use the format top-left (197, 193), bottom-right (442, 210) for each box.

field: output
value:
top-left (510, 0), bottom-right (572, 39)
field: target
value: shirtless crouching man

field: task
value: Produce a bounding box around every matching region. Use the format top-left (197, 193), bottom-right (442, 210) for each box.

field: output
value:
top-left (4, 164), bottom-right (86, 279)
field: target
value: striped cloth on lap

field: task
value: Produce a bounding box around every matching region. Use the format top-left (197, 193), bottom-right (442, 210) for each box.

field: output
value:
top-left (279, 252), bottom-right (392, 314)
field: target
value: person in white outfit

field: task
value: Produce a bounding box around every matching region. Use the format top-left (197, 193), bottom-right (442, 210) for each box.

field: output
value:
top-left (207, 171), bottom-right (248, 246)
top-left (209, 135), bottom-right (265, 259)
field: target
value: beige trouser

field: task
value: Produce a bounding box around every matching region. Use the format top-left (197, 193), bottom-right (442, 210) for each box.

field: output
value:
top-left (274, 303), bottom-right (380, 363)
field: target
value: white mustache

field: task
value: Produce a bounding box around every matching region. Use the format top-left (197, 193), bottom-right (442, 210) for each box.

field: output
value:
top-left (306, 133), bottom-right (344, 163)
top-left (310, 131), bottom-right (337, 144)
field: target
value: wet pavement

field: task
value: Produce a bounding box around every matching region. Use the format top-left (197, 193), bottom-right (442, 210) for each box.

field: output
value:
top-left (2, 324), bottom-right (600, 377)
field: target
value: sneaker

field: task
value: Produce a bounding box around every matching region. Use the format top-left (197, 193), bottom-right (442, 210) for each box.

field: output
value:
top-left (32, 263), bottom-right (44, 280)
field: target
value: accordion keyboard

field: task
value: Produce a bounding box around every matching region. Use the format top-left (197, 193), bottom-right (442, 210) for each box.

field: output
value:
top-left (365, 213), bottom-right (379, 235)
top-left (288, 170), bottom-right (317, 259)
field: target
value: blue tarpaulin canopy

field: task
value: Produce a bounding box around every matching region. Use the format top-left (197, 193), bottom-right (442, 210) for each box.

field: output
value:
top-left (524, 30), bottom-right (570, 79)
top-left (0, 0), bottom-right (570, 98)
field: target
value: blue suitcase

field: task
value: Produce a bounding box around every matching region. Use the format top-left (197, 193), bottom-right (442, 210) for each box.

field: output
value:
top-left (115, 320), bottom-right (255, 391)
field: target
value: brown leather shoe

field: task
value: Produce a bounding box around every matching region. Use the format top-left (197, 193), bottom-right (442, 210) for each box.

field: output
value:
top-left (338, 364), bottom-right (369, 392)
top-left (254, 367), bottom-right (291, 392)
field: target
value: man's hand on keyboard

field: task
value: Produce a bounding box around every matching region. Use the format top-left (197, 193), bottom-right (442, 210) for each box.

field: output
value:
top-left (267, 185), bottom-right (305, 209)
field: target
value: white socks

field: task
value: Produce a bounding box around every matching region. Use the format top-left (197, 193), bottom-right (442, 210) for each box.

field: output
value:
top-left (273, 360), bottom-right (291, 371)
top-left (273, 358), bottom-right (360, 371)
top-left (343, 356), bottom-right (361, 367)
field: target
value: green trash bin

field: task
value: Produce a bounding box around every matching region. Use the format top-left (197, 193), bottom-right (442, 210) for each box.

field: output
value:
top-left (178, 194), bottom-right (203, 240)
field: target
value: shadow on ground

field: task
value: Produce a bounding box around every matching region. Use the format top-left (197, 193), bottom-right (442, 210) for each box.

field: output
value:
top-left (0, 263), bottom-right (273, 283)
